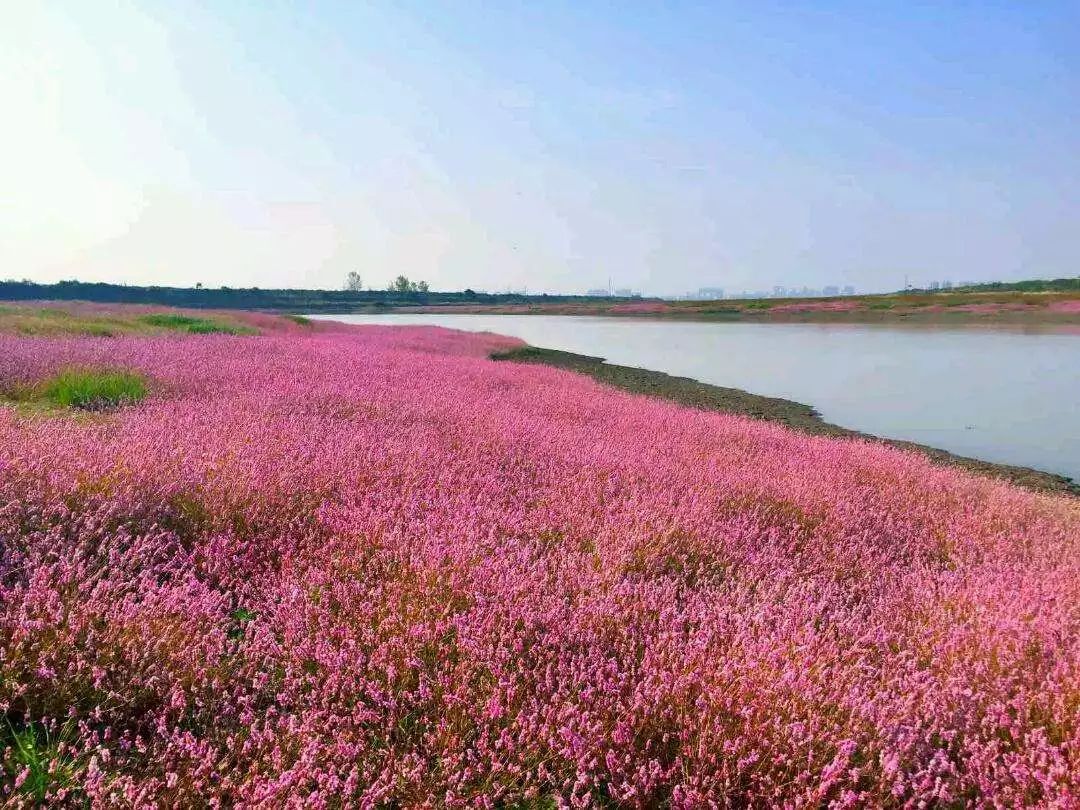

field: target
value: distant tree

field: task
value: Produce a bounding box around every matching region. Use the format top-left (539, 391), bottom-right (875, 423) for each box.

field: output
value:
top-left (345, 271), bottom-right (363, 292)
top-left (388, 275), bottom-right (428, 293)
top-left (195, 282), bottom-right (203, 289)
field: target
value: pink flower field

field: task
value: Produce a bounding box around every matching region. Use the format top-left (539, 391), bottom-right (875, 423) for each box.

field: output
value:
top-left (1, 323), bottom-right (1078, 806)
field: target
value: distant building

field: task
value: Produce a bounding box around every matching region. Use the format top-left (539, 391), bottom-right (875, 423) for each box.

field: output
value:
top-left (613, 287), bottom-right (638, 298)
top-left (773, 286), bottom-right (787, 298)
top-left (942, 280), bottom-right (953, 290)
top-left (822, 285), bottom-right (840, 296)
top-left (842, 285), bottom-right (855, 296)
top-left (930, 281), bottom-right (941, 291)
top-left (696, 287), bottom-right (725, 300)
top-left (585, 288), bottom-right (609, 297)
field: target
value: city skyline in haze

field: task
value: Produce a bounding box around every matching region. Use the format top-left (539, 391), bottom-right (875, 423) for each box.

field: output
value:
top-left (3, 2), bottom-right (1079, 296)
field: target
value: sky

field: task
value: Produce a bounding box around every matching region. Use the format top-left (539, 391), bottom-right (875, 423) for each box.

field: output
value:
top-left (2, 2), bottom-right (1078, 296)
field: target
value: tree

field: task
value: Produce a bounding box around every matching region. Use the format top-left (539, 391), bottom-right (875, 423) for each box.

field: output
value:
top-left (345, 271), bottom-right (363, 292)
top-left (386, 275), bottom-right (429, 293)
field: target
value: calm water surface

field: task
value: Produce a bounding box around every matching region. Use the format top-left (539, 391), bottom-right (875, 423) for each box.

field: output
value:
top-left (312, 314), bottom-right (1080, 481)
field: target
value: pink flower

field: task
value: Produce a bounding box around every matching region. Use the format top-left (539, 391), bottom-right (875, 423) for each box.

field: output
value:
top-left (0, 316), bottom-right (1076, 806)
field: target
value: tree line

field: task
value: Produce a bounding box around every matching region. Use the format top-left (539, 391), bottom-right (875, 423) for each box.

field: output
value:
top-left (0, 278), bottom-right (629, 312)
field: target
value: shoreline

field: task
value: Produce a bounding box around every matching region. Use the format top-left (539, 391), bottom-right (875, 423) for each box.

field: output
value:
top-left (338, 307), bottom-right (1080, 336)
top-left (402, 305), bottom-right (1080, 329)
top-left (395, 296), bottom-right (1080, 327)
top-left (492, 345), bottom-right (1079, 497)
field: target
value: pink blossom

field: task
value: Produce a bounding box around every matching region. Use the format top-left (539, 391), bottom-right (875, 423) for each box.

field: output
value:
top-left (0, 321), bottom-right (1077, 805)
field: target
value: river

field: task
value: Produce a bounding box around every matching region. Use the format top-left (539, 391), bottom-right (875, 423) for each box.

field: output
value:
top-left (310, 313), bottom-right (1080, 482)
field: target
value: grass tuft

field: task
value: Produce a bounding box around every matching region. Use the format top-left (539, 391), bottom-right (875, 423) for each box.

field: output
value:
top-left (2, 718), bottom-right (82, 803)
top-left (139, 313), bottom-right (257, 335)
top-left (79, 323), bottom-right (116, 337)
top-left (229, 607), bottom-right (256, 640)
top-left (284, 314), bottom-right (313, 327)
top-left (39, 369), bottom-right (148, 410)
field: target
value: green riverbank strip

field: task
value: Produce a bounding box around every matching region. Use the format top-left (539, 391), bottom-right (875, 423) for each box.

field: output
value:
top-left (492, 346), bottom-right (1078, 498)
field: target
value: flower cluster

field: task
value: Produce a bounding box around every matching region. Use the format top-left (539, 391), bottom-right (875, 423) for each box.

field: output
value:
top-left (1, 324), bottom-right (1077, 806)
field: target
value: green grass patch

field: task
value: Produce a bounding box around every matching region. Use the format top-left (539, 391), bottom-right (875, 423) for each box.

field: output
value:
top-left (229, 607), bottom-right (257, 640)
top-left (139, 313), bottom-right (256, 335)
top-left (697, 306), bottom-right (743, 315)
top-left (284, 314), bottom-right (313, 327)
top-left (38, 369), bottom-right (149, 410)
top-left (2, 718), bottom-right (82, 803)
top-left (0, 306), bottom-right (130, 336)
top-left (77, 322), bottom-right (117, 337)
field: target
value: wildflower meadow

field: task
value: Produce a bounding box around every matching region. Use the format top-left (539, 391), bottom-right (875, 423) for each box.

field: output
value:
top-left (1, 318), bottom-right (1077, 806)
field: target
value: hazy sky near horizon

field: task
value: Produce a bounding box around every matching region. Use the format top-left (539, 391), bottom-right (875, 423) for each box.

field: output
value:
top-left (3, 2), bottom-right (1079, 295)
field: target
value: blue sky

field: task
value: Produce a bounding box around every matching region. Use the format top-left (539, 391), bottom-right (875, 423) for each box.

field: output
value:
top-left (2, 2), bottom-right (1078, 294)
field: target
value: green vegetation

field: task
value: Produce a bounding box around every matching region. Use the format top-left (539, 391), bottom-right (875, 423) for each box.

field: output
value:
top-left (3, 277), bottom-right (1078, 317)
top-left (28, 309), bottom-right (116, 334)
top-left (949, 277), bottom-right (1080, 293)
top-left (0, 303), bottom-right (315, 337)
top-left (36, 307), bottom-right (74, 319)
top-left (39, 369), bottom-right (148, 410)
top-left (229, 607), bottom-right (257, 639)
top-left (0, 305), bottom-right (130, 336)
top-left (387, 275), bottom-right (430, 293)
top-left (0, 278), bottom-right (484, 312)
top-left (78, 323), bottom-right (117, 336)
top-left (2, 718), bottom-right (82, 803)
top-left (139, 313), bottom-right (256, 335)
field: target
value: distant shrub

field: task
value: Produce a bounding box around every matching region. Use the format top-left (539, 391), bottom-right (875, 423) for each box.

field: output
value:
top-left (40, 369), bottom-right (148, 410)
top-left (139, 313), bottom-right (256, 335)
top-left (284, 314), bottom-right (313, 327)
top-left (79, 323), bottom-right (116, 337)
